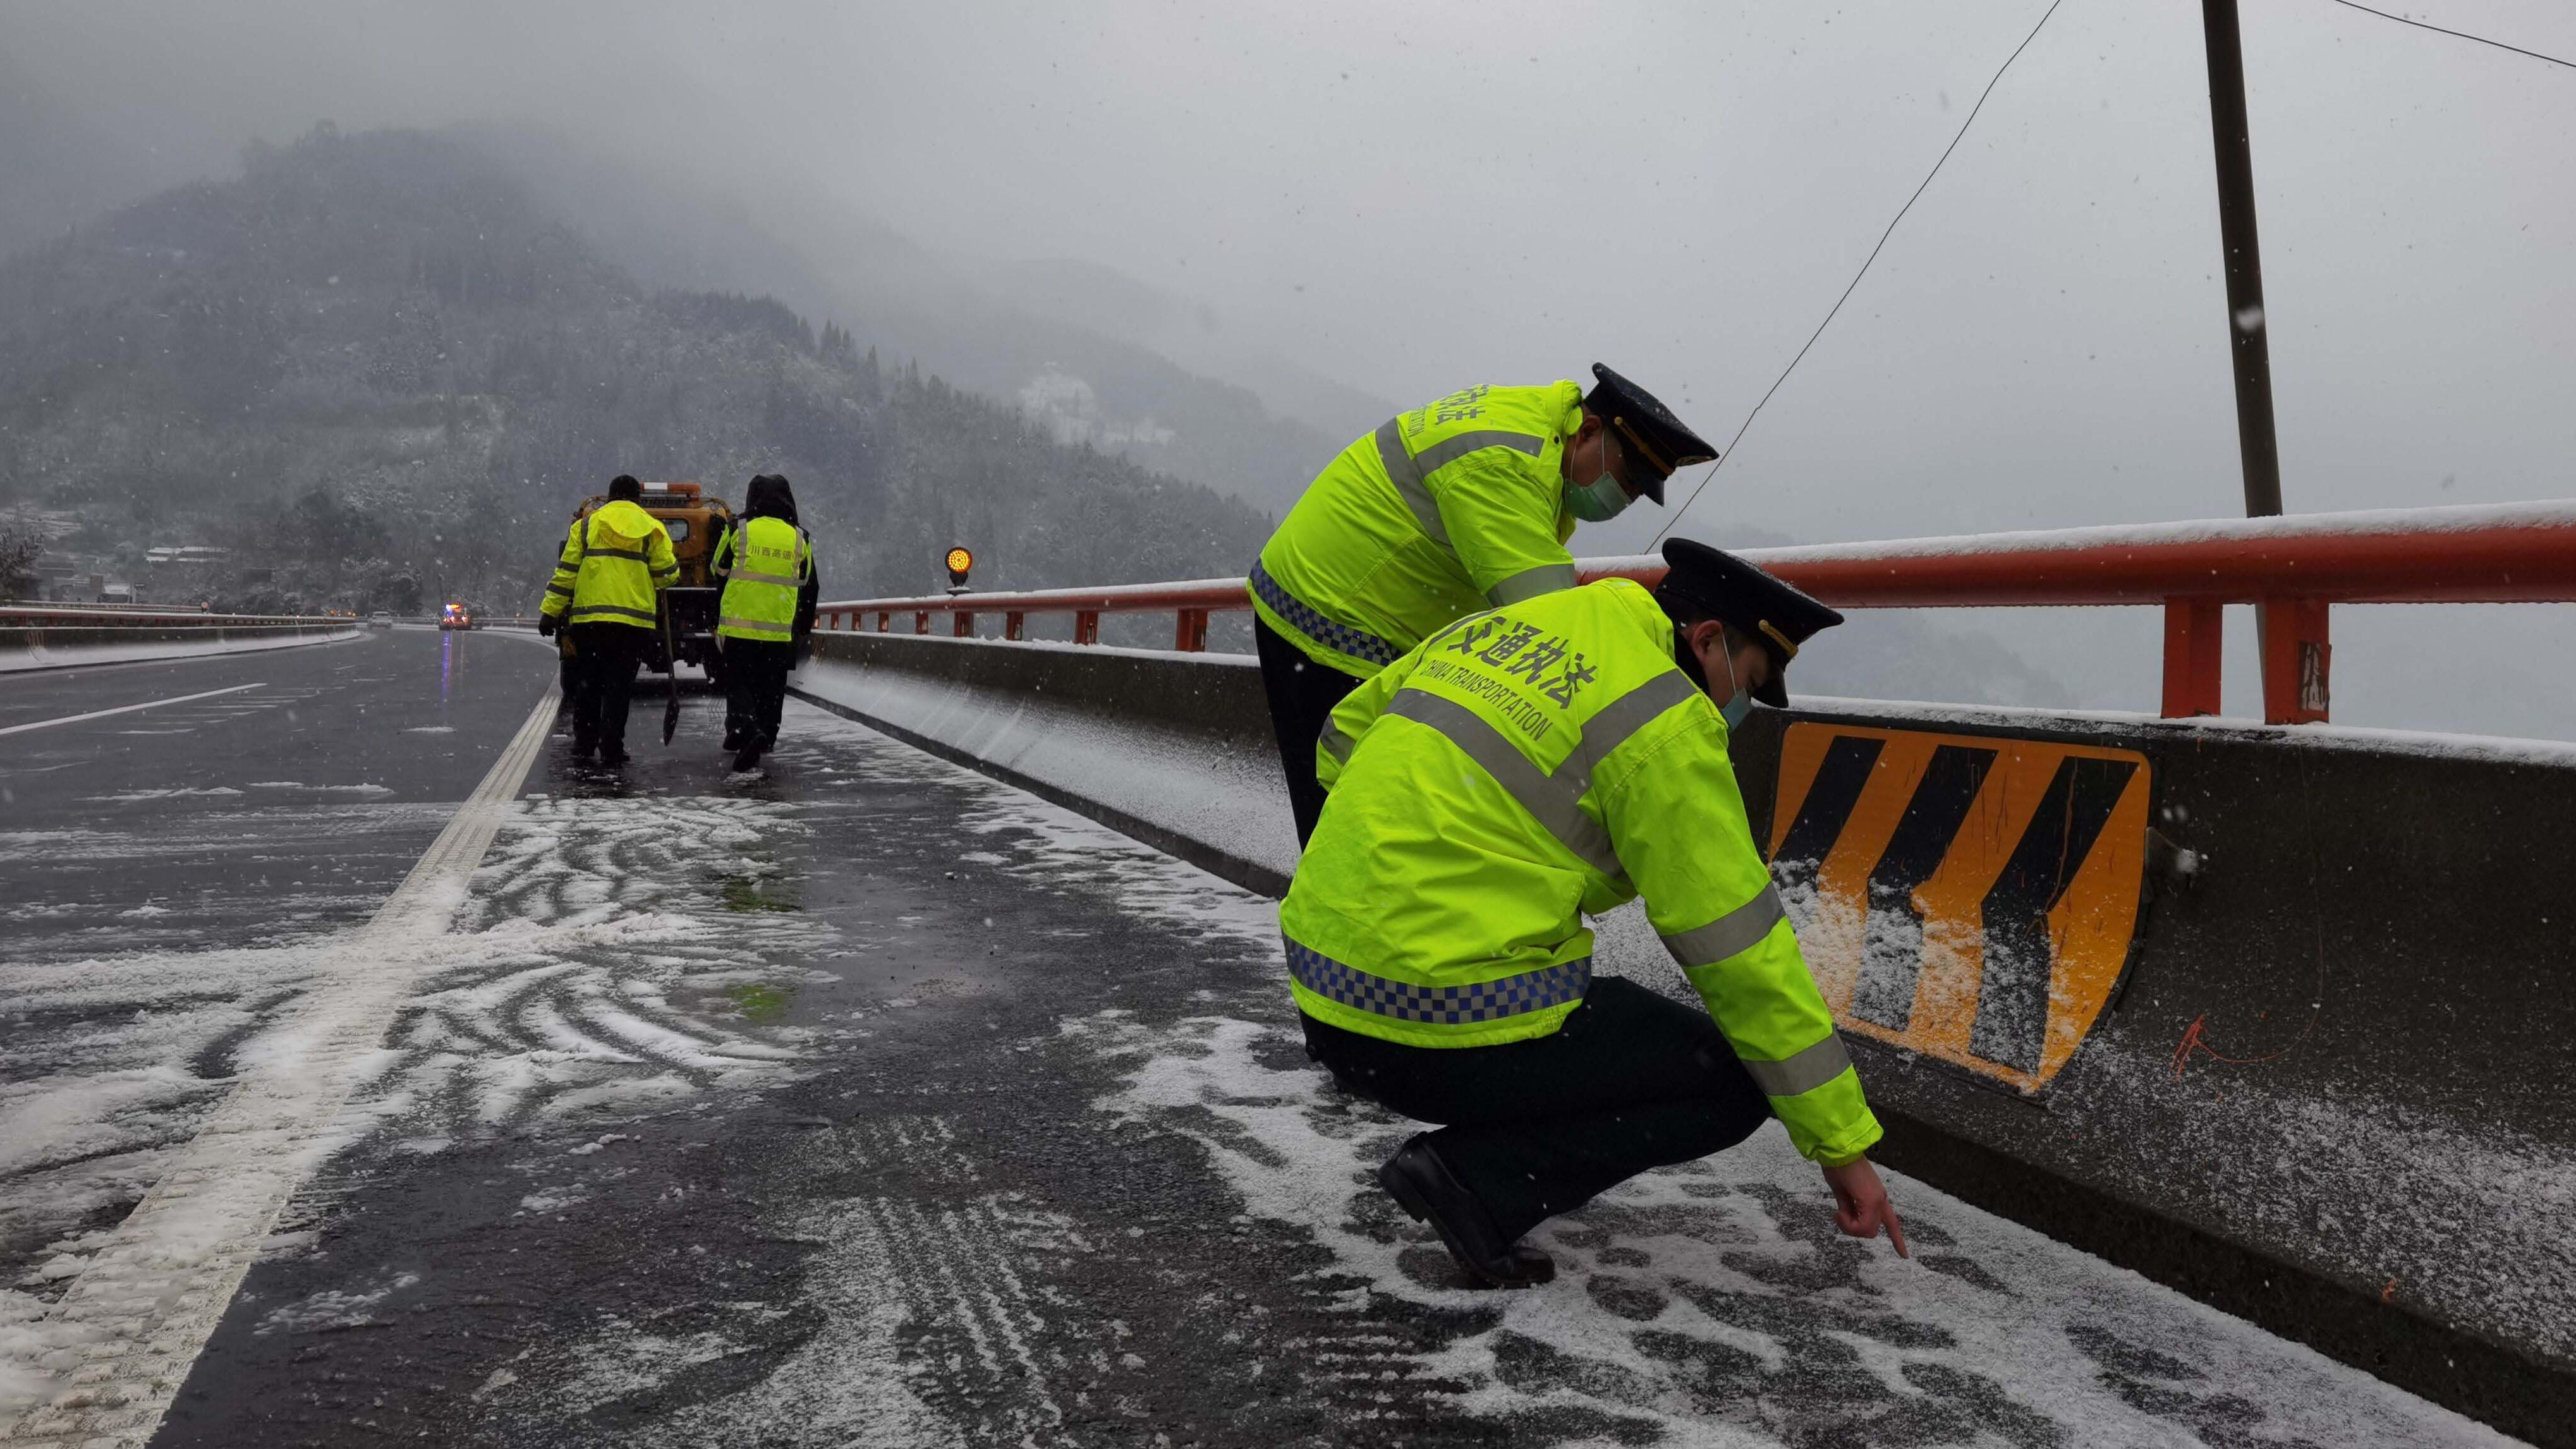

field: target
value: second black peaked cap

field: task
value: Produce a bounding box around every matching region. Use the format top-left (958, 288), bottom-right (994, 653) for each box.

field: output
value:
top-left (1584, 362), bottom-right (1718, 505)
top-left (1653, 538), bottom-right (1844, 708)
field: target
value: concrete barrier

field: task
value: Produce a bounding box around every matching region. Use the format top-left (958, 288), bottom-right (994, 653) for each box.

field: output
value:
top-left (1723, 700), bottom-right (2576, 1443)
top-left (797, 631), bottom-right (1294, 895)
top-left (792, 629), bottom-right (2575, 1443)
top-left (0, 622), bottom-right (360, 674)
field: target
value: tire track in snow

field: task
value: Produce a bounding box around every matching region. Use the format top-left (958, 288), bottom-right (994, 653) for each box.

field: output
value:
top-left (848, 1191), bottom-right (1068, 1443)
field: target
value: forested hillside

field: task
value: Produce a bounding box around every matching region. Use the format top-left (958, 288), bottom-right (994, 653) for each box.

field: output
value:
top-left (0, 124), bottom-right (1272, 614)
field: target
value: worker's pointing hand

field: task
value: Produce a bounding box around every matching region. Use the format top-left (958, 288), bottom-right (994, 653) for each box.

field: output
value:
top-left (1820, 1157), bottom-right (1909, 1258)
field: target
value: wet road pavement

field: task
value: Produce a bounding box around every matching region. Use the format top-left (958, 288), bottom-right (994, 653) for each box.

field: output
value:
top-left (3, 628), bottom-right (559, 1284)
top-left (3, 627), bottom-right (558, 958)
top-left (0, 642), bottom-right (2526, 1447)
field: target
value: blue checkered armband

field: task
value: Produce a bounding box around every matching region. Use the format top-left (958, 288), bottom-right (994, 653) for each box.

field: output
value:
top-left (1250, 563), bottom-right (1400, 669)
top-left (1285, 937), bottom-right (1591, 1026)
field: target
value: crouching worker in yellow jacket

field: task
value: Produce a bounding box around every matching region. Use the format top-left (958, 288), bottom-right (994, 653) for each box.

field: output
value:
top-left (1280, 540), bottom-right (1905, 1287)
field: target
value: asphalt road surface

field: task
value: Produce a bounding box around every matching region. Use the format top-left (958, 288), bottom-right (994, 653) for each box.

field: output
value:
top-left (0, 630), bottom-right (2525, 1447)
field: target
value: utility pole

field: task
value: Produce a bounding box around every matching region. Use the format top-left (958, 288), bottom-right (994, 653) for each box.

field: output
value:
top-left (2201, 0), bottom-right (2283, 516)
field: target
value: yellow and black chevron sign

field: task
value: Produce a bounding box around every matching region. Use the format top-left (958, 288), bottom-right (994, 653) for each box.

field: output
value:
top-left (1768, 724), bottom-right (2151, 1093)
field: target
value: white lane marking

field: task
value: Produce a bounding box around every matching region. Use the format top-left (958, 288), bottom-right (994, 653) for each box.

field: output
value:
top-left (0, 684), bottom-right (264, 739)
top-left (0, 684), bottom-right (559, 1448)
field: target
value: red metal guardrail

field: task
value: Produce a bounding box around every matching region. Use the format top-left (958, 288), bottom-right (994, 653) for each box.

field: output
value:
top-left (815, 500), bottom-right (2576, 725)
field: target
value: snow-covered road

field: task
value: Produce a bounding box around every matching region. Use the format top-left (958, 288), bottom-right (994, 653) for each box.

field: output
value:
top-left (0, 641), bottom-right (2532, 1446)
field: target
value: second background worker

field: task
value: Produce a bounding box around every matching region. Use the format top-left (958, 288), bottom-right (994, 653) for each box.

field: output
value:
top-left (712, 473), bottom-right (820, 773)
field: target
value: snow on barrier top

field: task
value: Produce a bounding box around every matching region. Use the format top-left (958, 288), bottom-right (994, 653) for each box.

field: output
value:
top-left (818, 499), bottom-right (2576, 724)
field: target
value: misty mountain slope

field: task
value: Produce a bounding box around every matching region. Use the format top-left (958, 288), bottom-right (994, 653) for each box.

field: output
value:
top-left (0, 119), bottom-right (2069, 710)
top-left (449, 124), bottom-right (1380, 517)
top-left (0, 124), bottom-right (1270, 611)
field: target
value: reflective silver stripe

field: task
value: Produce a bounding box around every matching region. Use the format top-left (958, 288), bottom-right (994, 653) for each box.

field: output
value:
top-left (1554, 671), bottom-right (1699, 792)
top-left (568, 603), bottom-right (658, 622)
top-left (1374, 419), bottom-right (1449, 546)
top-left (1319, 720), bottom-right (1354, 763)
top-left (545, 583), bottom-right (574, 598)
top-left (587, 545), bottom-right (648, 561)
top-left (1375, 423), bottom-right (1553, 550)
top-left (1385, 688), bottom-right (1620, 876)
top-left (720, 615), bottom-right (793, 635)
top-left (1485, 562), bottom-right (1579, 607)
top-left (1662, 884), bottom-right (1787, 969)
top-left (1739, 1033), bottom-right (1855, 1098)
top-left (1414, 429), bottom-right (1545, 473)
top-left (726, 568), bottom-right (801, 586)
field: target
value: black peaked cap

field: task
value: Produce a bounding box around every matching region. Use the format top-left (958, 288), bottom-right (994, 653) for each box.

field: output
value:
top-left (1584, 362), bottom-right (1717, 506)
top-left (1654, 538), bottom-right (1844, 708)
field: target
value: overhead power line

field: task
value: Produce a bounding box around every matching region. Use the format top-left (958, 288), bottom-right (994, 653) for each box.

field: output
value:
top-left (2321, 0), bottom-right (2576, 70)
top-left (1653, 0), bottom-right (2065, 547)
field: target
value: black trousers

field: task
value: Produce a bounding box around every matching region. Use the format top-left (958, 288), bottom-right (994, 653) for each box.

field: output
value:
top-left (1253, 617), bottom-right (1366, 846)
top-left (554, 638), bottom-right (576, 728)
top-left (722, 637), bottom-right (796, 746)
top-left (566, 622), bottom-right (650, 755)
top-left (1302, 978), bottom-right (1774, 1244)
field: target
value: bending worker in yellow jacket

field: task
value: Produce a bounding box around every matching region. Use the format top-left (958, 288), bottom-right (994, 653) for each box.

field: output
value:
top-left (1282, 539), bottom-right (1905, 1287)
top-left (1252, 365), bottom-right (1716, 844)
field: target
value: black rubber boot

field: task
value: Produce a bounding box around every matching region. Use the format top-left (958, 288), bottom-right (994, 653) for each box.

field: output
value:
top-left (731, 742), bottom-right (763, 773)
top-left (1376, 1136), bottom-right (1555, 1289)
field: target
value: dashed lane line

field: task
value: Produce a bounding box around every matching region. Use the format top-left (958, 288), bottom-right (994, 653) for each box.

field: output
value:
top-left (0, 684), bottom-right (264, 738)
top-left (0, 682), bottom-right (560, 1448)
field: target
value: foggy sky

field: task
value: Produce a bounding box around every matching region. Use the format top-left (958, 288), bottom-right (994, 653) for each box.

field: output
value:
top-left (5, 0), bottom-right (2573, 731)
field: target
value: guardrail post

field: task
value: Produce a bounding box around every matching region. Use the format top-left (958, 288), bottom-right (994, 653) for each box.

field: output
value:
top-left (914, 610), bottom-right (930, 635)
top-left (1174, 609), bottom-right (1208, 652)
top-left (876, 611), bottom-right (890, 633)
top-left (2160, 598), bottom-right (2224, 718)
top-left (1074, 610), bottom-right (1100, 646)
top-left (2258, 597), bottom-right (2330, 724)
top-left (954, 612), bottom-right (975, 638)
top-left (1005, 611), bottom-right (1026, 641)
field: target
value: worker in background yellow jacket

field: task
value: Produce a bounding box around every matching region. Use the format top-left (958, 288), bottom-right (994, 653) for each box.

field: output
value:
top-left (537, 474), bottom-right (677, 767)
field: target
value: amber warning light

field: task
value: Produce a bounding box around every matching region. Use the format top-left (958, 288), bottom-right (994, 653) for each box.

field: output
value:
top-left (945, 546), bottom-right (974, 592)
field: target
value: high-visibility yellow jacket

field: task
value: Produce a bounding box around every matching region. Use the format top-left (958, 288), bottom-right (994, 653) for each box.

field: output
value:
top-left (1279, 578), bottom-right (1881, 1165)
top-left (712, 516), bottom-right (813, 643)
top-left (1253, 382), bottom-right (1583, 679)
top-left (538, 499), bottom-right (679, 629)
